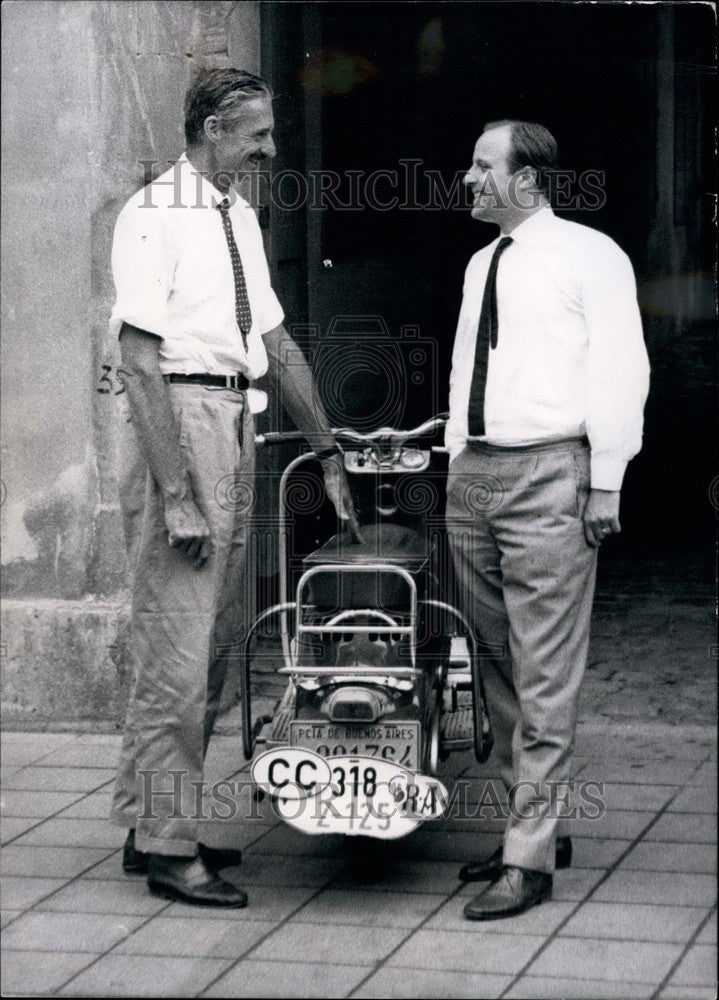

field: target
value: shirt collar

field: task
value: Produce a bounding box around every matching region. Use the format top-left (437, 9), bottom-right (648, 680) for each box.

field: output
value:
top-left (507, 205), bottom-right (556, 243)
top-left (177, 152), bottom-right (250, 210)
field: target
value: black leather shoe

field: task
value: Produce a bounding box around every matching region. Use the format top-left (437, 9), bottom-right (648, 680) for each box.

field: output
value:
top-left (458, 836), bottom-right (572, 883)
top-left (122, 829), bottom-right (242, 875)
top-left (147, 854), bottom-right (248, 907)
top-left (464, 866), bottom-right (552, 921)
top-left (122, 828), bottom-right (148, 874)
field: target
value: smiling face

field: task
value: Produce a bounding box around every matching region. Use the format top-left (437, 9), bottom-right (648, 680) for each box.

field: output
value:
top-left (207, 96), bottom-right (276, 183)
top-left (463, 124), bottom-right (516, 224)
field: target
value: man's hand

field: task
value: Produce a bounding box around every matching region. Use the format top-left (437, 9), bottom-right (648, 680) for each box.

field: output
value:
top-left (164, 492), bottom-right (212, 568)
top-left (582, 489), bottom-right (621, 548)
top-left (320, 454), bottom-right (362, 542)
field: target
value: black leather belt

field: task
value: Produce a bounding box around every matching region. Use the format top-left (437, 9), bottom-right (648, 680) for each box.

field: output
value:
top-left (468, 435), bottom-right (589, 454)
top-left (164, 373), bottom-right (249, 390)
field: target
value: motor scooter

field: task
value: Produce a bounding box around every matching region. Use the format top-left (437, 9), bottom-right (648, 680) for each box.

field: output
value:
top-left (241, 416), bottom-right (492, 840)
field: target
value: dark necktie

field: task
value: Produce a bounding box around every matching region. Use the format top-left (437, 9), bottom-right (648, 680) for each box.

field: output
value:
top-left (467, 236), bottom-right (513, 437)
top-left (217, 198), bottom-right (252, 352)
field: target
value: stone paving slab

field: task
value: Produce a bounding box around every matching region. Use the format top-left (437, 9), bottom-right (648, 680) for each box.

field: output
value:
top-left (0, 950), bottom-right (99, 996)
top-left (1, 767), bottom-right (116, 793)
top-left (668, 784), bottom-right (717, 813)
top-left (386, 927), bottom-right (546, 975)
top-left (34, 878), bottom-right (170, 917)
top-left (598, 782), bottom-right (677, 811)
top-left (525, 937), bottom-right (685, 985)
top-left (352, 967), bottom-right (513, 999)
top-left (289, 888), bottom-right (445, 928)
top-left (696, 911), bottom-right (716, 944)
top-left (559, 902), bottom-right (709, 942)
top-left (33, 744), bottom-right (122, 770)
top-left (252, 922), bottom-right (410, 966)
top-left (12, 817), bottom-right (127, 850)
top-left (204, 959), bottom-right (373, 999)
top-left (1, 816), bottom-right (42, 842)
top-left (2, 910), bottom-right (146, 953)
top-left (57, 954), bottom-right (233, 997)
top-left (0, 790), bottom-right (85, 818)
top-left (1, 725), bottom-right (716, 999)
top-left (666, 943), bottom-right (718, 986)
top-left (114, 915), bottom-right (276, 958)
top-left (592, 870), bottom-right (717, 907)
top-left (504, 976), bottom-right (657, 999)
top-left (55, 792), bottom-right (114, 819)
top-left (658, 987), bottom-right (717, 1000)
top-left (619, 841), bottom-right (717, 873)
top-left (1, 876), bottom-right (70, 911)
top-left (643, 811), bottom-right (717, 842)
top-left (1, 845), bottom-right (115, 879)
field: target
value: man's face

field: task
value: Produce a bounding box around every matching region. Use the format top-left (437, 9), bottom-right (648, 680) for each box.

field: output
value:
top-left (213, 96), bottom-right (276, 182)
top-left (463, 125), bottom-right (516, 223)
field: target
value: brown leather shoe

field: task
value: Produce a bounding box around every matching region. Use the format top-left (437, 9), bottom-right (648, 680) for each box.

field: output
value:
top-left (122, 829), bottom-right (242, 875)
top-left (464, 866), bottom-right (552, 921)
top-left (147, 854), bottom-right (248, 907)
top-left (458, 836), bottom-right (572, 883)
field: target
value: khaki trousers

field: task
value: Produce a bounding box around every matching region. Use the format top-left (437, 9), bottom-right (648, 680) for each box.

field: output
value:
top-left (446, 438), bottom-right (597, 874)
top-left (110, 385), bottom-right (255, 855)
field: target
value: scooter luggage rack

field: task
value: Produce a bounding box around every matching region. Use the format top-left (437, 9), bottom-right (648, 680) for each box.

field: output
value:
top-left (283, 563), bottom-right (421, 677)
top-left (271, 417), bottom-right (448, 670)
top-left (244, 417), bottom-right (493, 764)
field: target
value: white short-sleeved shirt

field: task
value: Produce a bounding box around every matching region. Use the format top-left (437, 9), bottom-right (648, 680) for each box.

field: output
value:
top-left (110, 154), bottom-right (284, 381)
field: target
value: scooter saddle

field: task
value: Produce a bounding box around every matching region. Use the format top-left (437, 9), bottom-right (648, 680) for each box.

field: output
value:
top-left (303, 522), bottom-right (429, 571)
top-left (303, 522), bottom-right (430, 610)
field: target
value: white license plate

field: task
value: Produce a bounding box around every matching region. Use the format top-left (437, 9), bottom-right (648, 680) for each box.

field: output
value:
top-left (289, 720), bottom-right (420, 771)
top-left (268, 753), bottom-right (448, 839)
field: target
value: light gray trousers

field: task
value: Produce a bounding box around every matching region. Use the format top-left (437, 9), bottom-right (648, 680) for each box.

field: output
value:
top-left (446, 438), bottom-right (597, 874)
top-left (110, 384), bottom-right (255, 856)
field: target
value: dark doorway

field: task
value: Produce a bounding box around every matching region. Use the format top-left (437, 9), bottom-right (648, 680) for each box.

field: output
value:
top-left (260, 2), bottom-right (715, 554)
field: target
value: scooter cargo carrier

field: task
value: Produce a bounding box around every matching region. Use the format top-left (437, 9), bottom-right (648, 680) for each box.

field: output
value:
top-left (241, 416), bottom-right (493, 841)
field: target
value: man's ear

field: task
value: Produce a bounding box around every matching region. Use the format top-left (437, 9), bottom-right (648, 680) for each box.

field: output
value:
top-left (516, 166), bottom-right (538, 192)
top-left (203, 115), bottom-right (221, 143)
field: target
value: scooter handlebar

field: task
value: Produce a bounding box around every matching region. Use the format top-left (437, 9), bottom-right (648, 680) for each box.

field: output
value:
top-left (255, 414), bottom-right (448, 449)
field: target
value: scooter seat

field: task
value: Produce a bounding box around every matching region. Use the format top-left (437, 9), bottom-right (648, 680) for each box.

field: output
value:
top-left (303, 522), bottom-right (429, 572)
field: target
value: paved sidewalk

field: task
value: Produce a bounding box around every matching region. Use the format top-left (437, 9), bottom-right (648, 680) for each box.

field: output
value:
top-left (1, 721), bottom-right (716, 999)
top-left (2, 551), bottom-right (716, 998)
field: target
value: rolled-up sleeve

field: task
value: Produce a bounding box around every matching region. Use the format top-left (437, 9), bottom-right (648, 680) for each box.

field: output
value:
top-left (244, 210), bottom-right (284, 336)
top-left (110, 200), bottom-right (172, 340)
top-left (583, 239), bottom-right (650, 490)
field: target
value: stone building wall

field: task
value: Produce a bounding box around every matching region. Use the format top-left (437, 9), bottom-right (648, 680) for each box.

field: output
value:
top-left (1, 0), bottom-right (261, 725)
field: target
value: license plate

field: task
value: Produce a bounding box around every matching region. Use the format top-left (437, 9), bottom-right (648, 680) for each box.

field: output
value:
top-left (289, 720), bottom-right (420, 771)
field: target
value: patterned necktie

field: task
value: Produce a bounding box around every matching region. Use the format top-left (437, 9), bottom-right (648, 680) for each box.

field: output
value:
top-left (217, 198), bottom-right (252, 352)
top-left (467, 236), bottom-right (513, 437)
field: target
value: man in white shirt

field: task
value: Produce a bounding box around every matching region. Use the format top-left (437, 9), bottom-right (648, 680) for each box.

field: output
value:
top-left (446, 120), bottom-right (649, 920)
top-left (109, 69), bottom-right (358, 907)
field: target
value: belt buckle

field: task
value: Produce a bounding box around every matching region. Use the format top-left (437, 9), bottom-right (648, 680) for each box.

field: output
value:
top-left (224, 374), bottom-right (234, 389)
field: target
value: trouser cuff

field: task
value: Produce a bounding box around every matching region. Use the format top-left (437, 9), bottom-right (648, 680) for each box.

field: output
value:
top-left (134, 833), bottom-right (197, 857)
top-left (109, 809), bottom-right (137, 829)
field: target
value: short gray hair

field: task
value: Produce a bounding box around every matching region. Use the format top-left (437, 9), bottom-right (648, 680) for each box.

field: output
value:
top-left (184, 68), bottom-right (272, 145)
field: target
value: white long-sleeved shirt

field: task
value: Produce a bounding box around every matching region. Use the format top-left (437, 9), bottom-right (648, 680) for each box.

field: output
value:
top-left (445, 207), bottom-right (650, 490)
top-left (110, 154), bottom-right (284, 381)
